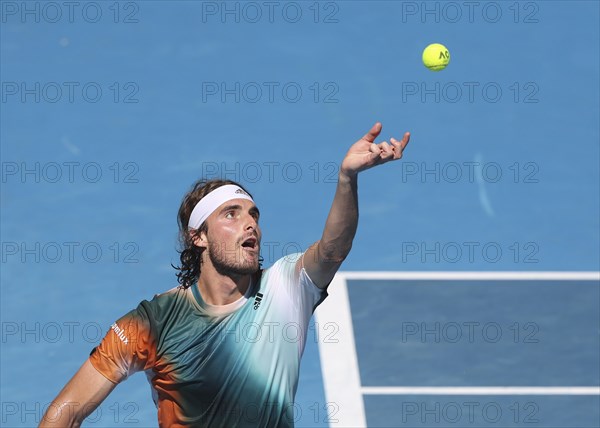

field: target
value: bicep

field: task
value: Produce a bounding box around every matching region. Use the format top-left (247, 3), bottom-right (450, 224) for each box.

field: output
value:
top-left (40, 359), bottom-right (117, 427)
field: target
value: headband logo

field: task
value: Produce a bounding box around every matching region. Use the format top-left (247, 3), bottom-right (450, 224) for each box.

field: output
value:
top-left (235, 188), bottom-right (250, 197)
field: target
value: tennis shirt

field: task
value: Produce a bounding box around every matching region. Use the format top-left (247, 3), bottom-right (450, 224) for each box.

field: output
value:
top-left (89, 253), bottom-right (327, 427)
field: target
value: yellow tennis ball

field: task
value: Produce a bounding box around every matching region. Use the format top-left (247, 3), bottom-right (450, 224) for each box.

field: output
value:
top-left (422, 43), bottom-right (450, 71)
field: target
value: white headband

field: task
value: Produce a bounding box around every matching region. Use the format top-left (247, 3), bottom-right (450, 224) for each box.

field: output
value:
top-left (188, 185), bottom-right (254, 230)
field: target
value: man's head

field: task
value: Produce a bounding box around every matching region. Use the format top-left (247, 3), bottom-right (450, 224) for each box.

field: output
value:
top-left (174, 179), bottom-right (261, 288)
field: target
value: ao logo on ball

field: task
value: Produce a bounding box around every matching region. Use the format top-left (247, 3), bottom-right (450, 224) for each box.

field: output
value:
top-left (423, 43), bottom-right (451, 71)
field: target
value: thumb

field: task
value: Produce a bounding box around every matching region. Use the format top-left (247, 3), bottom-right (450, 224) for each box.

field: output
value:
top-left (362, 122), bottom-right (382, 143)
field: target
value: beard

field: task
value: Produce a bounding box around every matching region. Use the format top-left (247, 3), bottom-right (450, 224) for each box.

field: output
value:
top-left (207, 241), bottom-right (260, 276)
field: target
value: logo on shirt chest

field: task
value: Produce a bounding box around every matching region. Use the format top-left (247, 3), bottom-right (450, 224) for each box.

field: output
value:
top-left (253, 292), bottom-right (264, 310)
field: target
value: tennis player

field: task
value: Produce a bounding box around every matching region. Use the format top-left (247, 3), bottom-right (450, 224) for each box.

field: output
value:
top-left (39, 123), bottom-right (410, 427)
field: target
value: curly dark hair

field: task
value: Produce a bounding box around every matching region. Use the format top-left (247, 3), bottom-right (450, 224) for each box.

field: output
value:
top-left (172, 178), bottom-right (256, 289)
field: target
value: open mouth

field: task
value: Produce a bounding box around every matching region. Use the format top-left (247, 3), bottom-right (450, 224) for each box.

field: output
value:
top-left (241, 237), bottom-right (258, 250)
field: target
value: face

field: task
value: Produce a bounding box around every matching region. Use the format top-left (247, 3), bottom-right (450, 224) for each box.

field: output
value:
top-left (196, 198), bottom-right (261, 276)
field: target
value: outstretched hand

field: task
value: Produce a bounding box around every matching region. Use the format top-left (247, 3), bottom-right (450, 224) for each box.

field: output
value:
top-left (340, 122), bottom-right (410, 177)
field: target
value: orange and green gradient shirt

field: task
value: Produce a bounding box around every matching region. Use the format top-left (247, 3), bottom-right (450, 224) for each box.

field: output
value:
top-left (89, 253), bottom-right (327, 427)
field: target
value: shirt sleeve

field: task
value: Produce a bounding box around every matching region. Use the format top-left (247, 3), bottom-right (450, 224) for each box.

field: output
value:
top-left (281, 252), bottom-right (328, 314)
top-left (89, 303), bottom-right (157, 383)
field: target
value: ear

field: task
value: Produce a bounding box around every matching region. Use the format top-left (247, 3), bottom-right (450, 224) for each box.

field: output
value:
top-left (190, 229), bottom-right (208, 249)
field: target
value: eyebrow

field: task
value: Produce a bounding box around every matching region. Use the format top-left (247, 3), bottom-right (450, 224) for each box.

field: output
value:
top-left (219, 204), bottom-right (260, 217)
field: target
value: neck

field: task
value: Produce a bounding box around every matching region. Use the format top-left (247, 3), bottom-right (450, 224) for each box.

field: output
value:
top-left (196, 261), bottom-right (253, 306)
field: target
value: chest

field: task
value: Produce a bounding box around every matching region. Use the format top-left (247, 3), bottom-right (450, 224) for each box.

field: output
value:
top-left (153, 298), bottom-right (305, 385)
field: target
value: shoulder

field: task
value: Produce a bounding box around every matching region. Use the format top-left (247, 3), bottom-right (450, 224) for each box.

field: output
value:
top-left (262, 253), bottom-right (302, 279)
top-left (261, 252), bottom-right (322, 292)
top-left (261, 252), bottom-right (327, 311)
top-left (135, 285), bottom-right (190, 324)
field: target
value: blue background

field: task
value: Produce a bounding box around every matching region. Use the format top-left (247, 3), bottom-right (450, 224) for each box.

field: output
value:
top-left (1, 1), bottom-right (598, 427)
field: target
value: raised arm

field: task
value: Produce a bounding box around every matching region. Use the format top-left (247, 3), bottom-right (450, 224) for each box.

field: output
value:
top-left (39, 359), bottom-right (116, 428)
top-left (301, 122), bottom-right (410, 288)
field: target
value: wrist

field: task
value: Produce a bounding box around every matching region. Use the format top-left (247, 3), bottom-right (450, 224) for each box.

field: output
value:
top-left (338, 169), bottom-right (357, 184)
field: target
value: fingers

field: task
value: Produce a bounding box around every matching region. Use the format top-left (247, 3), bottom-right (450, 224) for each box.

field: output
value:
top-left (391, 132), bottom-right (411, 159)
top-left (363, 124), bottom-right (411, 164)
top-left (369, 141), bottom-right (395, 163)
top-left (399, 131), bottom-right (411, 149)
top-left (379, 141), bottom-right (394, 160)
top-left (362, 122), bottom-right (382, 143)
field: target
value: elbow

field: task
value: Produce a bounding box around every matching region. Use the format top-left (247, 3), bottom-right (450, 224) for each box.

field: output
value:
top-left (39, 402), bottom-right (84, 428)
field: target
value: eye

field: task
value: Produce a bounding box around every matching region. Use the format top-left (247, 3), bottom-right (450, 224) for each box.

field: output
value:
top-left (225, 211), bottom-right (235, 219)
top-left (249, 208), bottom-right (260, 222)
